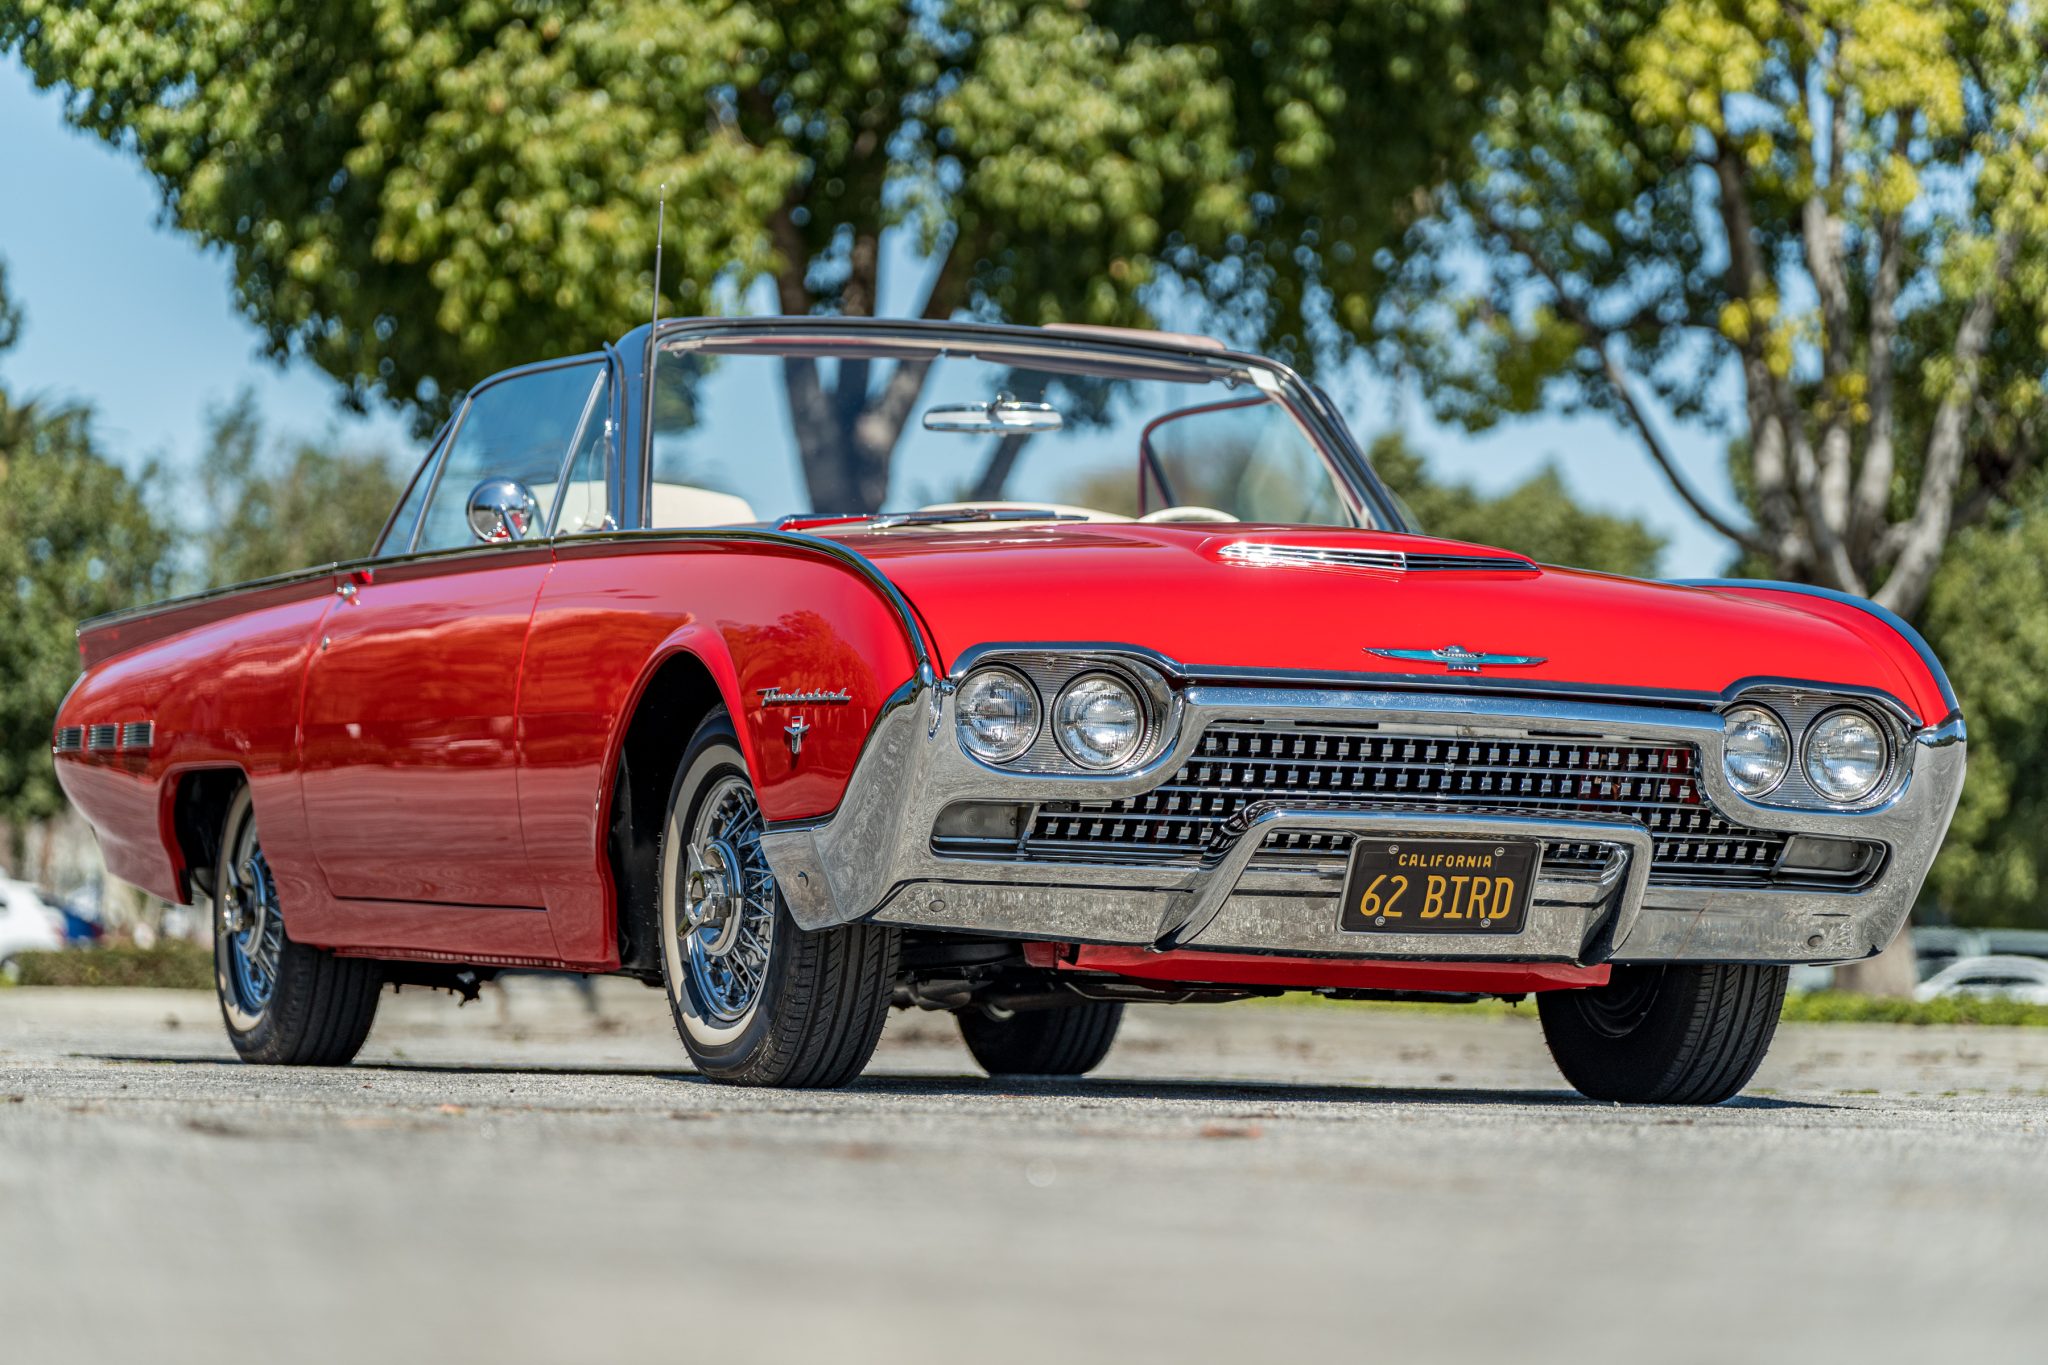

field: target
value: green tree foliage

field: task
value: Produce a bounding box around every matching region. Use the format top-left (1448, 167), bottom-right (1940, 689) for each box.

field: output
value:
top-left (195, 392), bottom-right (403, 589)
top-left (1920, 495), bottom-right (2048, 927)
top-left (1372, 0), bottom-right (2048, 618)
top-left (1366, 434), bottom-right (1665, 577)
top-left (1, 0), bottom-right (1550, 503)
top-left (0, 263), bottom-right (175, 831)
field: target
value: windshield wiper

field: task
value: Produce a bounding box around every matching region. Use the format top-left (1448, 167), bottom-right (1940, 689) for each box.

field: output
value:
top-left (861, 507), bottom-right (1089, 529)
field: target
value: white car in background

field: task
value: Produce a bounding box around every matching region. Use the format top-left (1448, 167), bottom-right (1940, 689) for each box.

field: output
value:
top-left (0, 876), bottom-right (65, 980)
top-left (1913, 956), bottom-right (2048, 1005)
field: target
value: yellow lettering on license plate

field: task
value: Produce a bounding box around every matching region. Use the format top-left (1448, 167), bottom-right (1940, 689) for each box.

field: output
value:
top-left (1341, 840), bottom-right (1539, 935)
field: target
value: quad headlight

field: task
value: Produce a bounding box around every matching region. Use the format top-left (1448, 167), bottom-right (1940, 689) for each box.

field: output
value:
top-left (1804, 708), bottom-right (1890, 804)
top-left (1053, 673), bottom-right (1148, 769)
top-left (953, 655), bottom-right (1168, 770)
top-left (954, 667), bottom-right (1040, 763)
top-left (1721, 704), bottom-right (1791, 797)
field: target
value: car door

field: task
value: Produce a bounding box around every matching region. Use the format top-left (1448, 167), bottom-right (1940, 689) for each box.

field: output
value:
top-left (298, 357), bottom-right (609, 925)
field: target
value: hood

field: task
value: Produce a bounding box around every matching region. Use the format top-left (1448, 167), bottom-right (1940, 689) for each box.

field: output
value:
top-left (825, 522), bottom-right (1940, 721)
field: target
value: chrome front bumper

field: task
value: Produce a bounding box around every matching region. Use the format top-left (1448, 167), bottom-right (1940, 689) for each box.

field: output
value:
top-left (761, 673), bottom-right (1966, 968)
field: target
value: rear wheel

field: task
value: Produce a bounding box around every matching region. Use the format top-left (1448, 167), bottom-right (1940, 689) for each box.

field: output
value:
top-left (213, 787), bottom-right (381, 1065)
top-left (658, 711), bottom-right (898, 1088)
top-left (1538, 963), bottom-right (1787, 1104)
top-left (959, 1000), bottom-right (1123, 1077)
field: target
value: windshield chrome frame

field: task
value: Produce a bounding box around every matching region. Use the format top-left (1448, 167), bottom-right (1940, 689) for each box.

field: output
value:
top-left (634, 316), bottom-right (1408, 533)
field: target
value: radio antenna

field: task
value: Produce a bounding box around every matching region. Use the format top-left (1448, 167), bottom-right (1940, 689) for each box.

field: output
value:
top-left (641, 184), bottom-right (669, 496)
top-left (649, 184), bottom-right (668, 334)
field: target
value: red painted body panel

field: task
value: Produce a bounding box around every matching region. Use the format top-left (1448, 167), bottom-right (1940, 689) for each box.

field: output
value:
top-left (55, 584), bottom-right (335, 906)
top-left (834, 523), bottom-right (1942, 722)
top-left (58, 540), bottom-right (913, 970)
top-left (1059, 946), bottom-right (1609, 994)
top-left (299, 549), bottom-right (551, 908)
top-left (520, 539), bottom-right (919, 965)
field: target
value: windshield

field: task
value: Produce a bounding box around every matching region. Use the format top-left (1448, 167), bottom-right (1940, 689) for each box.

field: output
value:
top-left (646, 330), bottom-right (1368, 530)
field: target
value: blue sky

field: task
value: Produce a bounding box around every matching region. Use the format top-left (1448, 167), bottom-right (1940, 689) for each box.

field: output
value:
top-left (0, 60), bottom-right (1742, 574)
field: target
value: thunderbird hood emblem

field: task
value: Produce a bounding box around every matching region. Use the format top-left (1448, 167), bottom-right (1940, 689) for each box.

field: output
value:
top-left (1367, 644), bottom-right (1546, 674)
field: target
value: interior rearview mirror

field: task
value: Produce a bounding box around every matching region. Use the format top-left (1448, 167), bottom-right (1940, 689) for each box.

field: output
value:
top-left (922, 394), bottom-right (1065, 435)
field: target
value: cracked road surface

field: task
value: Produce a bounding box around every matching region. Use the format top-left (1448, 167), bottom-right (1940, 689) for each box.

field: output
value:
top-left (4, 981), bottom-right (2046, 1364)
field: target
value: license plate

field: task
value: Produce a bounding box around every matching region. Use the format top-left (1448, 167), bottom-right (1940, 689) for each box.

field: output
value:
top-left (1339, 838), bottom-right (1539, 934)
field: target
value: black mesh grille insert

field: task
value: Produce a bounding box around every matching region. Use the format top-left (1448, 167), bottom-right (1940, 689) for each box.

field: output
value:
top-left (1014, 724), bottom-right (1854, 888)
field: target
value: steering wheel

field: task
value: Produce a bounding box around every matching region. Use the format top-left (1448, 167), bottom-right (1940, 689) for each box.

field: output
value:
top-left (1139, 506), bottom-right (1239, 524)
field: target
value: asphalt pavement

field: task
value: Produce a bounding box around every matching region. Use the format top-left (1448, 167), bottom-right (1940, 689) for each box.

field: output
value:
top-left (3, 979), bottom-right (2045, 1364)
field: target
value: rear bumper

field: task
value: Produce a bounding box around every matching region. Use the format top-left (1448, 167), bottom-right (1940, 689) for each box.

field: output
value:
top-left (762, 675), bottom-right (1966, 969)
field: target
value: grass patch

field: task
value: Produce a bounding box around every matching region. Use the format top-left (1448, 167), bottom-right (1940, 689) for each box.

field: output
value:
top-left (1259, 988), bottom-right (2048, 1027)
top-left (1778, 990), bottom-right (2048, 1027)
top-left (6, 941), bottom-right (212, 990)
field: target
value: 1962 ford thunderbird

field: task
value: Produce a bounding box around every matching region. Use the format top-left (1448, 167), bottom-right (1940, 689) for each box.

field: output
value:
top-left (53, 317), bottom-right (1965, 1103)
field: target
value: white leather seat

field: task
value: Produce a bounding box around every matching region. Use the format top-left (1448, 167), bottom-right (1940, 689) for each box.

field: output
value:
top-left (651, 484), bottom-right (759, 527)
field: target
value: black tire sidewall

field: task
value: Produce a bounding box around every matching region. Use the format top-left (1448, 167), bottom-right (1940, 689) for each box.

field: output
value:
top-left (1539, 963), bottom-right (1786, 1103)
top-left (958, 1000), bottom-right (1124, 1077)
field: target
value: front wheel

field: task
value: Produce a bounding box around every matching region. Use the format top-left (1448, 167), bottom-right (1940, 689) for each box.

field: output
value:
top-left (1538, 963), bottom-right (1788, 1104)
top-left (213, 786), bottom-right (381, 1065)
top-left (658, 711), bottom-right (898, 1088)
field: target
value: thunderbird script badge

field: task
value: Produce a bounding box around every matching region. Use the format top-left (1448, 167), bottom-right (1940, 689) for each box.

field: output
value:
top-left (1367, 644), bottom-right (1546, 674)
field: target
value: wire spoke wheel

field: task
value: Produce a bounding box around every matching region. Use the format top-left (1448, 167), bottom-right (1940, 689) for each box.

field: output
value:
top-left (677, 776), bottom-right (777, 1027)
top-left (218, 804), bottom-right (285, 1029)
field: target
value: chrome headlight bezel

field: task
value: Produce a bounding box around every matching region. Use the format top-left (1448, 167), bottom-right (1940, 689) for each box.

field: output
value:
top-left (953, 666), bottom-right (1042, 765)
top-left (1719, 688), bottom-right (1910, 812)
top-left (1721, 703), bottom-right (1792, 798)
top-left (1801, 706), bottom-right (1893, 805)
top-left (944, 647), bottom-right (1180, 774)
top-left (1052, 671), bottom-right (1149, 770)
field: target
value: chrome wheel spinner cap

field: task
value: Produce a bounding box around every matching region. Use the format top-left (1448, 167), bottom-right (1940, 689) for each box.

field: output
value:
top-left (684, 839), bottom-right (746, 957)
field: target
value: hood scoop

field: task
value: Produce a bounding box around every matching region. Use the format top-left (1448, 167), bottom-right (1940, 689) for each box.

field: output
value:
top-left (1215, 541), bottom-right (1537, 575)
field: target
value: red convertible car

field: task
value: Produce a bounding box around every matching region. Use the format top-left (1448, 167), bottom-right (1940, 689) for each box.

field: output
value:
top-left (54, 318), bottom-right (1964, 1103)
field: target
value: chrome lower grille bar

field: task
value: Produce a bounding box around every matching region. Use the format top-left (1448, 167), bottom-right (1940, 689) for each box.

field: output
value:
top-left (1150, 803), bottom-right (1654, 955)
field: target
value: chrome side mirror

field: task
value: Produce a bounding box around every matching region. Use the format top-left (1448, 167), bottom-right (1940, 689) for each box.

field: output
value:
top-left (466, 478), bottom-right (541, 544)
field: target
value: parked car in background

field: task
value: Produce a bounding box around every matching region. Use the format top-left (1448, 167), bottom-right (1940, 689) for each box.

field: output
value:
top-left (1913, 956), bottom-right (2048, 1005)
top-left (43, 894), bottom-right (105, 946)
top-left (0, 877), bottom-right (65, 980)
top-left (53, 317), bottom-right (1967, 1104)
top-left (1912, 927), bottom-right (2048, 981)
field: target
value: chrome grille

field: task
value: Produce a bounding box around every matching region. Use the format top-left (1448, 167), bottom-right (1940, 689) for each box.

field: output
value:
top-left (53, 726), bottom-right (84, 754)
top-left (86, 723), bottom-right (120, 752)
top-left (1018, 724), bottom-right (1840, 887)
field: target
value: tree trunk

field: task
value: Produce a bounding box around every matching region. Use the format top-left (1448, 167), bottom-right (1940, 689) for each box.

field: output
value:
top-left (970, 433), bottom-right (1033, 501)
